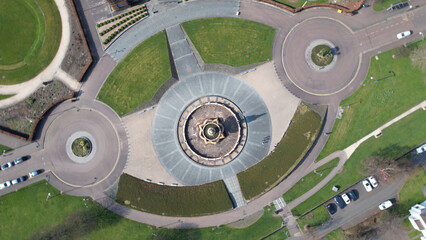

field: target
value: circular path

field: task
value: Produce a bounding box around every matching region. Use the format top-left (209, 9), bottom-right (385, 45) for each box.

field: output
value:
top-left (283, 17), bottom-right (360, 96)
top-left (152, 72), bottom-right (272, 185)
top-left (44, 107), bottom-right (120, 187)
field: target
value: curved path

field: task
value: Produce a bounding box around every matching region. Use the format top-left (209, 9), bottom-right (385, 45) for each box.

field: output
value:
top-left (1, 0), bottom-right (425, 230)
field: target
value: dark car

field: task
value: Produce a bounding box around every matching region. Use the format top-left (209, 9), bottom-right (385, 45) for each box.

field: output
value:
top-left (334, 196), bottom-right (346, 209)
top-left (13, 155), bottom-right (29, 165)
top-left (326, 203), bottom-right (337, 215)
top-left (348, 190), bottom-right (359, 201)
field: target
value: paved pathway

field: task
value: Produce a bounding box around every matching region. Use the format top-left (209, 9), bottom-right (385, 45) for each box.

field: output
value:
top-left (223, 175), bottom-right (247, 208)
top-left (166, 24), bottom-right (201, 79)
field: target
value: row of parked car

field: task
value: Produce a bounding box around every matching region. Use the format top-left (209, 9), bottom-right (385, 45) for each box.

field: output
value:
top-left (0, 169), bottom-right (44, 190)
top-left (1, 155), bottom-right (30, 171)
top-left (326, 176), bottom-right (379, 215)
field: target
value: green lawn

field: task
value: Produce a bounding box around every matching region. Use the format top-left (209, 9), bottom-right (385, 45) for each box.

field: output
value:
top-left (391, 167), bottom-right (426, 216)
top-left (0, 180), bottom-right (282, 240)
top-left (325, 228), bottom-right (346, 240)
top-left (292, 109), bottom-right (426, 216)
top-left (373, 0), bottom-right (408, 11)
top-left (296, 206), bottom-right (330, 229)
top-left (0, 0), bottom-right (61, 85)
top-left (116, 174), bottom-right (233, 216)
top-left (0, 95), bottom-right (13, 100)
top-left (408, 230), bottom-right (421, 238)
top-left (98, 32), bottom-right (171, 116)
top-left (238, 103), bottom-right (322, 200)
top-left (0, 144), bottom-right (12, 153)
top-left (284, 158), bottom-right (339, 203)
top-left (274, 0), bottom-right (328, 9)
top-left (182, 17), bottom-right (276, 67)
top-left (267, 227), bottom-right (290, 240)
top-left (317, 41), bottom-right (426, 161)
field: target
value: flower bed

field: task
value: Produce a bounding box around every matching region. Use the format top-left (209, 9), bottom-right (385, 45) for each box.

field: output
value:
top-left (96, 5), bottom-right (148, 47)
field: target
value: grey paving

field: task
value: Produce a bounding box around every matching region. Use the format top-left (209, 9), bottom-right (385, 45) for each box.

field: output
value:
top-left (106, 0), bottom-right (239, 62)
top-left (166, 25), bottom-right (201, 79)
top-left (223, 175), bottom-right (247, 208)
top-left (152, 72), bottom-right (272, 186)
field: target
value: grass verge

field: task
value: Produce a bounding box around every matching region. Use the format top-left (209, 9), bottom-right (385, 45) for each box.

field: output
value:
top-left (0, 144), bottom-right (12, 153)
top-left (0, 180), bottom-right (283, 240)
top-left (267, 227), bottom-right (290, 240)
top-left (296, 206), bottom-right (330, 229)
top-left (238, 103), bottom-right (322, 200)
top-left (292, 109), bottom-right (426, 216)
top-left (274, 0), bottom-right (328, 8)
top-left (116, 174), bottom-right (233, 216)
top-left (317, 40), bottom-right (426, 161)
top-left (391, 167), bottom-right (426, 216)
top-left (97, 31), bottom-right (171, 116)
top-left (0, 0), bottom-right (61, 84)
top-left (182, 17), bottom-right (275, 67)
top-left (284, 158), bottom-right (339, 203)
top-left (325, 228), bottom-right (346, 240)
top-left (373, 0), bottom-right (408, 11)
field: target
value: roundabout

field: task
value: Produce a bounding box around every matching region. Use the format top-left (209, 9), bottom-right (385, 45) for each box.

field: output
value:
top-left (282, 17), bottom-right (360, 96)
top-left (44, 108), bottom-right (120, 187)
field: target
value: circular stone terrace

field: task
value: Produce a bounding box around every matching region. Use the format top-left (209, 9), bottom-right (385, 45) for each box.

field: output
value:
top-left (152, 72), bottom-right (272, 186)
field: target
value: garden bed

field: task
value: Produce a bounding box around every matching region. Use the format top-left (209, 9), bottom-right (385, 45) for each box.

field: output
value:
top-left (237, 103), bottom-right (323, 200)
top-left (116, 174), bottom-right (233, 216)
top-left (96, 5), bottom-right (148, 48)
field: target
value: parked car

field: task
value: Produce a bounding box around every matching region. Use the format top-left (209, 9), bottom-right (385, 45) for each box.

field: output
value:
top-left (326, 203), bottom-right (337, 215)
top-left (341, 193), bottom-right (351, 205)
top-left (397, 30), bottom-right (411, 39)
top-left (367, 176), bottom-right (378, 188)
top-left (416, 144), bottom-right (426, 154)
top-left (362, 179), bottom-right (373, 192)
top-left (379, 200), bottom-right (393, 210)
top-left (11, 176), bottom-right (27, 185)
top-left (1, 161), bottom-right (14, 171)
top-left (347, 190), bottom-right (359, 201)
top-left (0, 181), bottom-right (12, 190)
top-left (29, 169), bottom-right (44, 178)
top-left (334, 195), bottom-right (346, 209)
top-left (13, 155), bottom-right (29, 165)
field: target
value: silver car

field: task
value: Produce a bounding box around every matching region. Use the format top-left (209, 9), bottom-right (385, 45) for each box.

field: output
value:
top-left (1, 162), bottom-right (14, 170)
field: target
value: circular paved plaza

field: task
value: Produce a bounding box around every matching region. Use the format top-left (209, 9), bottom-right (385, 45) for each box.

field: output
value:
top-left (152, 72), bottom-right (272, 185)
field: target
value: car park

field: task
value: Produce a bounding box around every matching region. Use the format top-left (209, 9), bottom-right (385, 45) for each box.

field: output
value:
top-left (397, 30), bottom-right (411, 39)
top-left (341, 193), bottom-right (351, 204)
top-left (1, 161), bottom-right (14, 170)
top-left (326, 203), bottom-right (337, 215)
top-left (334, 195), bottom-right (346, 209)
top-left (367, 176), bottom-right (378, 188)
top-left (29, 169), bottom-right (44, 178)
top-left (347, 190), bottom-right (359, 201)
top-left (379, 200), bottom-right (393, 210)
top-left (362, 179), bottom-right (373, 192)
top-left (11, 176), bottom-right (27, 185)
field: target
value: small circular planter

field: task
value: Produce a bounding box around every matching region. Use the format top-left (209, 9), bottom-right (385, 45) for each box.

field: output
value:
top-left (305, 39), bottom-right (338, 72)
top-left (66, 131), bottom-right (97, 164)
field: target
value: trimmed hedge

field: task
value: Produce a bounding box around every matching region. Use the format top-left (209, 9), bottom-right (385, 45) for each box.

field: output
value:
top-left (116, 174), bottom-right (233, 216)
top-left (238, 103), bottom-right (323, 200)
